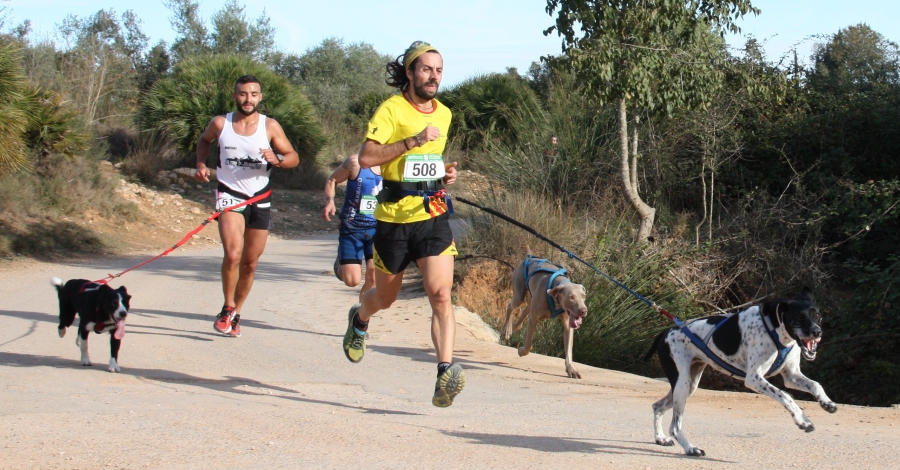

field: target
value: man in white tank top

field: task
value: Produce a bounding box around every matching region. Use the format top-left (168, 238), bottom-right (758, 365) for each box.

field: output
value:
top-left (194, 75), bottom-right (300, 338)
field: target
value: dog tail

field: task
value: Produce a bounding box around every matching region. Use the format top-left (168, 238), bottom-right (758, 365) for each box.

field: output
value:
top-left (50, 277), bottom-right (63, 291)
top-left (642, 329), bottom-right (668, 362)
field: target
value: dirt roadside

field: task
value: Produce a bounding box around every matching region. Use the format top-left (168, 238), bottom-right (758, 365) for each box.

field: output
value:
top-left (1, 173), bottom-right (898, 469)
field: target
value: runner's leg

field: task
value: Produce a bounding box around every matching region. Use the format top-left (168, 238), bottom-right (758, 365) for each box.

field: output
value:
top-left (339, 263), bottom-right (363, 288)
top-left (360, 258), bottom-right (376, 303)
top-left (233, 227), bottom-right (268, 314)
top-left (417, 254), bottom-right (455, 363)
top-left (357, 269), bottom-right (403, 323)
top-left (218, 211), bottom-right (246, 308)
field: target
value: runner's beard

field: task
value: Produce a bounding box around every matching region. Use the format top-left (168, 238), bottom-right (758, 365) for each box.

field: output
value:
top-left (412, 79), bottom-right (439, 100)
top-left (236, 102), bottom-right (258, 116)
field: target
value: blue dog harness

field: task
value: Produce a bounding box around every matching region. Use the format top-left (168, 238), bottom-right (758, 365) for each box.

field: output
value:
top-left (523, 255), bottom-right (570, 318)
top-left (677, 307), bottom-right (794, 378)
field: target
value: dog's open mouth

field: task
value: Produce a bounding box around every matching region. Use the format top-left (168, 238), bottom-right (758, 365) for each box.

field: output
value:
top-left (569, 314), bottom-right (584, 329)
top-left (800, 337), bottom-right (820, 361)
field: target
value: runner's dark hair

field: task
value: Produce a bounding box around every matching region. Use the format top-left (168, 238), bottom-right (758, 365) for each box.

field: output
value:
top-left (385, 54), bottom-right (412, 90)
top-left (234, 75), bottom-right (261, 91)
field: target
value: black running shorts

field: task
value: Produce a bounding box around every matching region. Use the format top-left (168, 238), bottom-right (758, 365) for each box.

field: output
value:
top-left (372, 212), bottom-right (458, 275)
top-left (238, 203), bottom-right (271, 230)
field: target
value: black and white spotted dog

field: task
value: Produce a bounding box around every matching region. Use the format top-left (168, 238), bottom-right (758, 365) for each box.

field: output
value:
top-left (52, 277), bottom-right (131, 372)
top-left (644, 287), bottom-right (837, 457)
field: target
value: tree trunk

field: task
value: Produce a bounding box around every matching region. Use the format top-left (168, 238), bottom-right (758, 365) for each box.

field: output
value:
top-left (617, 98), bottom-right (655, 242)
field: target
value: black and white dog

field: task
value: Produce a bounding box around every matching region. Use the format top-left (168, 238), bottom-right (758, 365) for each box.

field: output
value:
top-left (644, 287), bottom-right (837, 457)
top-left (51, 277), bottom-right (131, 372)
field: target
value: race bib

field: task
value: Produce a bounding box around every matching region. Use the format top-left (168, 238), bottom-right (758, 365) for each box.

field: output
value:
top-left (216, 192), bottom-right (246, 213)
top-left (402, 154), bottom-right (446, 182)
top-left (359, 195), bottom-right (377, 215)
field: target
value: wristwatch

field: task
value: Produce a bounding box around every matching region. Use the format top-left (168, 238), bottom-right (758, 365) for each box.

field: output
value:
top-left (275, 154), bottom-right (284, 164)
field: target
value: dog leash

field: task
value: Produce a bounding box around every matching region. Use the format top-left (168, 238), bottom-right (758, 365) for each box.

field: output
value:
top-left (454, 196), bottom-right (796, 376)
top-left (92, 190), bottom-right (272, 285)
top-left (454, 196), bottom-right (680, 322)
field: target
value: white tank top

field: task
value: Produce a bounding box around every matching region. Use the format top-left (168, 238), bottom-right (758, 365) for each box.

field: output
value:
top-left (216, 113), bottom-right (272, 205)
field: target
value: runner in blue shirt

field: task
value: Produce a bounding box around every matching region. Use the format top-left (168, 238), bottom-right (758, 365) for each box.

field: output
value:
top-left (322, 154), bottom-right (383, 302)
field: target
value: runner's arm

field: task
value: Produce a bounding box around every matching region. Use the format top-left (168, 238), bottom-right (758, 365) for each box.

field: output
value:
top-left (322, 156), bottom-right (357, 221)
top-left (358, 126), bottom-right (441, 168)
top-left (263, 119), bottom-right (300, 169)
top-left (195, 116), bottom-right (226, 182)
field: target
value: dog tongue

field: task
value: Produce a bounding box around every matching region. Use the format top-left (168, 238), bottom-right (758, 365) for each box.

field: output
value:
top-left (570, 315), bottom-right (583, 329)
top-left (114, 320), bottom-right (125, 340)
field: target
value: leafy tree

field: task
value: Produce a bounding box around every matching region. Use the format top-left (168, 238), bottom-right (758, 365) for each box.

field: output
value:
top-left (277, 37), bottom-right (392, 122)
top-left (165, 0), bottom-right (277, 64)
top-left (164, 0), bottom-right (209, 63)
top-left (139, 54), bottom-right (325, 163)
top-left (545, 0), bottom-right (758, 241)
top-left (209, 0), bottom-right (275, 61)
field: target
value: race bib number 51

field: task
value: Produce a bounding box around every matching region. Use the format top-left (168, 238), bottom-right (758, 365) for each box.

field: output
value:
top-left (402, 154), bottom-right (446, 182)
top-left (216, 192), bottom-right (246, 213)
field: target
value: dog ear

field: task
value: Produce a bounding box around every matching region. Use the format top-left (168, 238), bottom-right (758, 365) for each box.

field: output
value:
top-left (799, 286), bottom-right (815, 304)
top-left (547, 286), bottom-right (563, 310)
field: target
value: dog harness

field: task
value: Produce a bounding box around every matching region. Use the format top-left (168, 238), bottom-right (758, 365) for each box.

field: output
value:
top-left (523, 255), bottom-right (570, 319)
top-left (678, 307), bottom-right (794, 378)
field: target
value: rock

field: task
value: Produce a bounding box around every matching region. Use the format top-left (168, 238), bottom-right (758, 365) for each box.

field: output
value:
top-left (453, 306), bottom-right (500, 343)
top-left (190, 207), bottom-right (201, 214)
top-left (173, 167), bottom-right (216, 183)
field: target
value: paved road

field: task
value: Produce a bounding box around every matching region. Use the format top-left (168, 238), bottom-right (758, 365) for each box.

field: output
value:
top-left (1, 236), bottom-right (897, 469)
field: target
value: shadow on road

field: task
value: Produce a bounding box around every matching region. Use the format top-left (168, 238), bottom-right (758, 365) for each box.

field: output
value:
top-left (441, 430), bottom-right (736, 463)
top-left (0, 350), bottom-right (423, 417)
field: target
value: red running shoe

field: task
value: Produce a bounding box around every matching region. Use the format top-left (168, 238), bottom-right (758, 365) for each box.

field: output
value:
top-left (214, 306), bottom-right (235, 334)
top-left (226, 314), bottom-right (241, 337)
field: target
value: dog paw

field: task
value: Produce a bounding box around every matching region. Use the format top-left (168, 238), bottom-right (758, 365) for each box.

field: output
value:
top-left (108, 359), bottom-right (120, 373)
top-left (567, 370), bottom-right (582, 379)
top-left (81, 360), bottom-right (92, 366)
top-left (686, 447), bottom-right (706, 457)
top-left (58, 327), bottom-right (66, 338)
top-left (821, 401), bottom-right (838, 413)
top-left (655, 437), bottom-right (675, 447)
top-left (517, 347), bottom-right (530, 357)
top-left (798, 422), bottom-right (815, 433)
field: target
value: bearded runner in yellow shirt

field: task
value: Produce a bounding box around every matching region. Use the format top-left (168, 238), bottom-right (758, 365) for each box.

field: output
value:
top-left (341, 41), bottom-right (464, 407)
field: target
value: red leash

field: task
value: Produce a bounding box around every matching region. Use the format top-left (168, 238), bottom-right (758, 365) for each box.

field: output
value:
top-left (92, 190), bottom-right (272, 285)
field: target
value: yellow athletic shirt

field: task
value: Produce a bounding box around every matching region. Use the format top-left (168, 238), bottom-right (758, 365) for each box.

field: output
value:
top-left (365, 93), bottom-right (452, 223)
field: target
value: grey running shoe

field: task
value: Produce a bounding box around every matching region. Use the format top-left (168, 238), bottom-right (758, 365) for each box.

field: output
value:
top-left (334, 255), bottom-right (343, 282)
top-left (342, 304), bottom-right (366, 363)
top-left (432, 363), bottom-right (466, 407)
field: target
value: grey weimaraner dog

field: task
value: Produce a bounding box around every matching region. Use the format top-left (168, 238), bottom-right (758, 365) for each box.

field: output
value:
top-left (502, 254), bottom-right (588, 378)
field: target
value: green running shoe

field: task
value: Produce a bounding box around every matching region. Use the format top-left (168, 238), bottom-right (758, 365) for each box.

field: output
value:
top-left (342, 304), bottom-right (367, 363)
top-left (432, 363), bottom-right (466, 407)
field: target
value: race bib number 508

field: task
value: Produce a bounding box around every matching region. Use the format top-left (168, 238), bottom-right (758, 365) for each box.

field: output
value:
top-left (402, 154), bottom-right (446, 182)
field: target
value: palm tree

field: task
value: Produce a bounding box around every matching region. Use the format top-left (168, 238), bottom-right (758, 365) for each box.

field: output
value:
top-left (139, 54), bottom-right (325, 163)
top-left (0, 43), bottom-right (30, 174)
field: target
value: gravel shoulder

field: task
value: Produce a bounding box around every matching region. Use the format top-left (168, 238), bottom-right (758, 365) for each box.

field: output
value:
top-left (1, 234), bottom-right (898, 469)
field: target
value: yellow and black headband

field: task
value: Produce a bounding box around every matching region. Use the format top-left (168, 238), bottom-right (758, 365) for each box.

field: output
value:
top-left (403, 41), bottom-right (439, 69)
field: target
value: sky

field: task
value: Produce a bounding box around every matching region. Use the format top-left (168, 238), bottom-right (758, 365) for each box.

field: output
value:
top-left (4, 0), bottom-right (899, 86)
